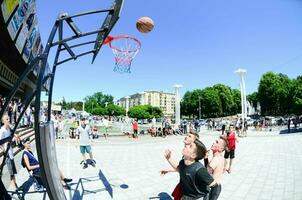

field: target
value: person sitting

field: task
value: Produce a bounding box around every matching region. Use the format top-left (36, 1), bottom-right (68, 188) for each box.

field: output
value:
top-left (69, 127), bottom-right (75, 139)
top-left (147, 127), bottom-right (156, 137)
top-left (22, 138), bottom-right (72, 190)
top-left (156, 127), bottom-right (163, 137)
top-left (91, 127), bottom-right (99, 139)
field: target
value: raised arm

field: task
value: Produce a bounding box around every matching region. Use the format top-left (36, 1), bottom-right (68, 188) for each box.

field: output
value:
top-left (164, 149), bottom-right (179, 171)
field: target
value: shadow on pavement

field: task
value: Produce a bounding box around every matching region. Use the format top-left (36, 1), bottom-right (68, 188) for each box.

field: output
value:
top-left (69, 169), bottom-right (129, 200)
top-left (149, 192), bottom-right (173, 200)
top-left (98, 169), bottom-right (113, 197)
top-left (280, 128), bottom-right (302, 134)
top-left (6, 176), bottom-right (47, 200)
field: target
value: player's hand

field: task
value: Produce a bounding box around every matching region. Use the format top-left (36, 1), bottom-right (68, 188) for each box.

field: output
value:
top-left (14, 134), bottom-right (21, 143)
top-left (160, 169), bottom-right (169, 176)
top-left (90, 141), bottom-right (94, 146)
top-left (164, 149), bottom-right (171, 160)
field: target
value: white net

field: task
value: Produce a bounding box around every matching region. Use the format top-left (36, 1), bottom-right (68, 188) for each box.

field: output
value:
top-left (109, 36), bottom-right (141, 73)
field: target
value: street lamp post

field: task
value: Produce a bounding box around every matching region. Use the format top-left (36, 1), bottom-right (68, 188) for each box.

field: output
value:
top-left (125, 96), bottom-right (130, 116)
top-left (173, 84), bottom-right (182, 126)
top-left (235, 68), bottom-right (247, 123)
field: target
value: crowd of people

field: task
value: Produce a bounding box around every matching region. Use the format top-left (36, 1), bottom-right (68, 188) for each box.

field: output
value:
top-left (0, 95), bottom-right (33, 128)
top-left (1, 103), bottom-right (301, 199)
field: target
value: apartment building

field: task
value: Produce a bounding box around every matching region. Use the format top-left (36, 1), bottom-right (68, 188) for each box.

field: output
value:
top-left (116, 90), bottom-right (176, 117)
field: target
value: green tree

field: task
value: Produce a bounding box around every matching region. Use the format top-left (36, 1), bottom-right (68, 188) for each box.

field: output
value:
top-left (277, 73), bottom-right (293, 114)
top-left (84, 92), bottom-right (114, 113)
top-left (103, 104), bottom-right (126, 116)
top-left (258, 72), bottom-right (294, 116)
top-left (61, 97), bottom-right (67, 110)
top-left (145, 105), bottom-right (164, 118)
top-left (181, 85), bottom-right (241, 118)
top-left (247, 92), bottom-right (259, 108)
top-left (258, 72), bottom-right (280, 115)
top-left (73, 101), bottom-right (83, 111)
top-left (213, 84), bottom-right (234, 116)
top-left (128, 106), bottom-right (151, 119)
top-left (180, 90), bottom-right (203, 118)
top-left (92, 107), bottom-right (105, 116)
top-left (292, 76), bottom-right (302, 115)
top-left (128, 105), bottom-right (163, 119)
top-left (200, 87), bottom-right (222, 118)
top-left (229, 89), bottom-right (241, 115)
top-left (181, 91), bottom-right (193, 117)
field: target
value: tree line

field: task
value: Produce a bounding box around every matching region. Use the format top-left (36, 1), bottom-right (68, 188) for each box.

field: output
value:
top-left (248, 72), bottom-right (302, 116)
top-left (60, 92), bottom-right (163, 119)
top-left (60, 72), bottom-right (302, 119)
top-left (180, 84), bottom-right (241, 118)
top-left (181, 72), bottom-right (302, 119)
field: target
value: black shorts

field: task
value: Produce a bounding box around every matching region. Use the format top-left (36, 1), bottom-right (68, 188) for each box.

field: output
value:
top-left (209, 184), bottom-right (222, 200)
top-left (224, 149), bottom-right (235, 159)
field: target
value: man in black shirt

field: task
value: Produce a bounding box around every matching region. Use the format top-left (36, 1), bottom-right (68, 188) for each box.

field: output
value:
top-left (162, 139), bottom-right (216, 200)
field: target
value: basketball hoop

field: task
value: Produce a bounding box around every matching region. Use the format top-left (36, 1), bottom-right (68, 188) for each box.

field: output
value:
top-left (104, 35), bottom-right (141, 73)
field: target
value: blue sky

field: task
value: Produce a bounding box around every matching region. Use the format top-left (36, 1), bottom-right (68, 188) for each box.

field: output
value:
top-left (37, 0), bottom-right (302, 102)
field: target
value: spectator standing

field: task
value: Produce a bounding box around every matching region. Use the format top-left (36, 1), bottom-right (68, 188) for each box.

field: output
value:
top-left (182, 120), bottom-right (188, 134)
top-left (0, 113), bottom-right (20, 190)
top-left (12, 101), bottom-right (17, 124)
top-left (152, 117), bottom-right (156, 128)
top-left (287, 118), bottom-right (291, 133)
top-left (77, 118), bottom-right (96, 169)
top-left (102, 117), bottom-right (109, 139)
top-left (224, 125), bottom-right (238, 174)
top-left (7, 102), bottom-right (13, 123)
top-left (221, 124), bottom-right (226, 135)
top-left (132, 119), bottom-right (138, 138)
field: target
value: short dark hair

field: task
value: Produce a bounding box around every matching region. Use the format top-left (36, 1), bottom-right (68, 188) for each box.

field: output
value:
top-left (194, 139), bottom-right (207, 161)
top-left (22, 137), bottom-right (31, 145)
top-left (189, 130), bottom-right (199, 139)
top-left (80, 117), bottom-right (85, 121)
top-left (219, 136), bottom-right (228, 151)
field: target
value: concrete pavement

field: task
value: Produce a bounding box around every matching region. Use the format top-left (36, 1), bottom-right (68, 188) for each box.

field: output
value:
top-left (9, 128), bottom-right (302, 199)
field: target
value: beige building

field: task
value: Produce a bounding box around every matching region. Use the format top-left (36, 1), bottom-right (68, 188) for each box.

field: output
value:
top-left (116, 90), bottom-right (176, 117)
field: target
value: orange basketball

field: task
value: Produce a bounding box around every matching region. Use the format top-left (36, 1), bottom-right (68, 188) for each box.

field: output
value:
top-left (136, 17), bottom-right (154, 33)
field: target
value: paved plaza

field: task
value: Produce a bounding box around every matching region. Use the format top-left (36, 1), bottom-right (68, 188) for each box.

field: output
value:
top-left (9, 128), bottom-right (302, 200)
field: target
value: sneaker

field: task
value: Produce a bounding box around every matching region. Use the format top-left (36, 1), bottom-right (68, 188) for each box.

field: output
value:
top-left (82, 163), bottom-right (88, 169)
top-left (63, 178), bottom-right (73, 183)
top-left (16, 185), bottom-right (24, 192)
top-left (90, 160), bottom-right (96, 167)
top-left (34, 185), bottom-right (44, 192)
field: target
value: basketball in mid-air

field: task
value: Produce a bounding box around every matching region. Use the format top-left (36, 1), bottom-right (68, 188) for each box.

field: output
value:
top-left (136, 17), bottom-right (154, 33)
